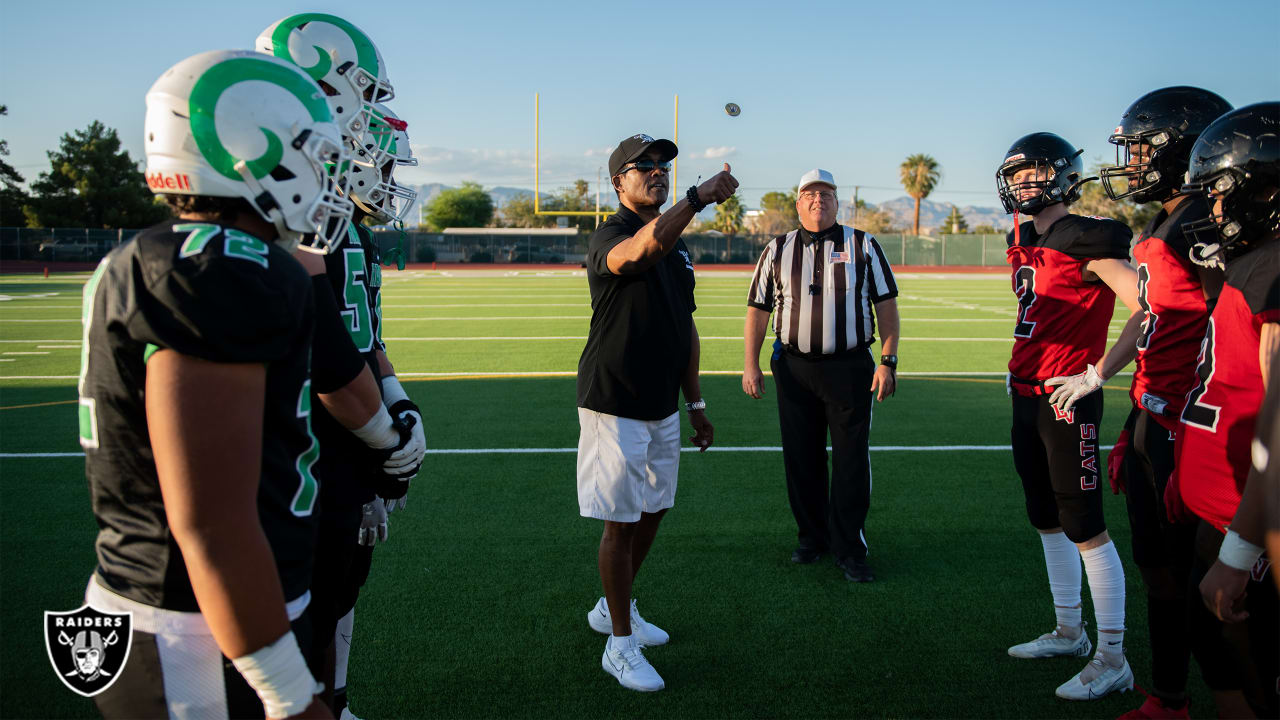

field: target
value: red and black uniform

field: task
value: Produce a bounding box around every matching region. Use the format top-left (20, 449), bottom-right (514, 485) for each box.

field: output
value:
top-left (1006, 214), bottom-right (1130, 542)
top-left (1175, 243), bottom-right (1280, 716)
top-left (1119, 198), bottom-right (1240, 700)
top-left (1123, 198), bottom-right (1214, 564)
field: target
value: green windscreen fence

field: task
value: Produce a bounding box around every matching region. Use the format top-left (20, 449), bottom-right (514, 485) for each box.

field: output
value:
top-left (1, 227), bottom-right (1011, 268)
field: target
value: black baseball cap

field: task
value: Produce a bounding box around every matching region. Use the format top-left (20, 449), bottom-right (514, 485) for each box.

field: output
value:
top-left (608, 133), bottom-right (678, 177)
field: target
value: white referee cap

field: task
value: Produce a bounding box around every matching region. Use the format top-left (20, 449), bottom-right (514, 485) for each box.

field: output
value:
top-left (798, 168), bottom-right (836, 192)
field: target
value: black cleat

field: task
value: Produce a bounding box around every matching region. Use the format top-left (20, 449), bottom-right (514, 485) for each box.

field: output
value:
top-left (836, 556), bottom-right (874, 582)
top-left (790, 547), bottom-right (825, 564)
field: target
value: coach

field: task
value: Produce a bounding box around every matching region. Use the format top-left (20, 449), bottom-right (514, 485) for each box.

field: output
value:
top-left (742, 169), bottom-right (900, 583)
top-left (576, 133), bottom-right (737, 691)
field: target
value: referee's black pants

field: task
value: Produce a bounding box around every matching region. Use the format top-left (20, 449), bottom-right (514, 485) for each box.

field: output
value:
top-left (770, 347), bottom-right (875, 561)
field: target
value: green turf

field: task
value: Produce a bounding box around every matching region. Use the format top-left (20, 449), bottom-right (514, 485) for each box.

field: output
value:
top-left (0, 269), bottom-right (1219, 718)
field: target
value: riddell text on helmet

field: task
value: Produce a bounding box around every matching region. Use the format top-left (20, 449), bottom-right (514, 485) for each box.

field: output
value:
top-left (146, 172), bottom-right (192, 191)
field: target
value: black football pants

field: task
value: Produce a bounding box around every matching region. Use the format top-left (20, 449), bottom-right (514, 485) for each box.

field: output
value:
top-left (770, 348), bottom-right (875, 561)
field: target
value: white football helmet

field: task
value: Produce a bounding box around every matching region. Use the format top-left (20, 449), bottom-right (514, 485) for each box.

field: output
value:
top-left (145, 50), bottom-right (354, 253)
top-left (349, 104), bottom-right (417, 224)
top-left (257, 14), bottom-right (394, 165)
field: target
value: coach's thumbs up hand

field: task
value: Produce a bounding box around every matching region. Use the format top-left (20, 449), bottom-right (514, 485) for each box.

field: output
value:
top-left (696, 163), bottom-right (739, 205)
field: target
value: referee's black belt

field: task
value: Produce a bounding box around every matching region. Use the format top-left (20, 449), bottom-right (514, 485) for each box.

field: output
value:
top-left (1008, 375), bottom-right (1051, 397)
top-left (782, 343), bottom-right (870, 361)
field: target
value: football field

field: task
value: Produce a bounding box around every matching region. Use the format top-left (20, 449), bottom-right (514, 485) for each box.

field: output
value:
top-left (0, 268), bottom-right (1217, 718)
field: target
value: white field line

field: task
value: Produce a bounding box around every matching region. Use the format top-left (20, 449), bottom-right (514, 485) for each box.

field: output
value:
top-left (2, 351), bottom-right (49, 355)
top-left (383, 335), bottom-right (1110, 342)
top-left (0, 444), bottom-right (1117, 458)
top-left (0, 340), bottom-right (79, 343)
top-left (0, 370), bottom-right (1135, 381)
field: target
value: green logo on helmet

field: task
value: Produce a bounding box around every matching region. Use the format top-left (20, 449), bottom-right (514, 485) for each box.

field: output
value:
top-left (188, 57), bottom-right (332, 182)
top-left (269, 13), bottom-right (380, 83)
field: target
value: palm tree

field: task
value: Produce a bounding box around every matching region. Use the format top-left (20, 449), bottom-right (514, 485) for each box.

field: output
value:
top-left (713, 193), bottom-right (745, 236)
top-left (899, 154), bottom-right (941, 235)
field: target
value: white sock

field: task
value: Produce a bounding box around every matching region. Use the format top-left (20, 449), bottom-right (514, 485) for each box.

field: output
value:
top-left (1038, 532), bottom-right (1082, 629)
top-left (334, 607), bottom-right (355, 691)
top-left (1080, 541), bottom-right (1126, 661)
top-left (609, 634), bottom-right (633, 649)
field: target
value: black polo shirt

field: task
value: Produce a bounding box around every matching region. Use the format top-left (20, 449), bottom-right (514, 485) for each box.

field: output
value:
top-left (577, 205), bottom-right (697, 420)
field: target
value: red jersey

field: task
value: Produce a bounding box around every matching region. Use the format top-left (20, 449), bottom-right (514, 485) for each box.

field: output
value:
top-left (1174, 244), bottom-right (1280, 532)
top-left (1007, 214), bottom-right (1132, 381)
top-left (1129, 197), bottom-right (1213, 432)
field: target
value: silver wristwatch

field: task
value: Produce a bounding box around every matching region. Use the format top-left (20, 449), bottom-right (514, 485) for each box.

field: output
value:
top-left (685, 399), bottom-right (707, 412)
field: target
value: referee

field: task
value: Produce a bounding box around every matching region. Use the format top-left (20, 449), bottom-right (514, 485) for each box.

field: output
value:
top-left (742, 168), bottom-right (900, 583)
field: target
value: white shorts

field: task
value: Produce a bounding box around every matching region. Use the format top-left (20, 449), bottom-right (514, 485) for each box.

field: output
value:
top-left (576, 408), bottom-right (680, 522)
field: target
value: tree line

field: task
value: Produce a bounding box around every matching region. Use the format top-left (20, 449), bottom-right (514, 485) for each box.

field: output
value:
top-left (2, 110), bottom-right (1156, 235)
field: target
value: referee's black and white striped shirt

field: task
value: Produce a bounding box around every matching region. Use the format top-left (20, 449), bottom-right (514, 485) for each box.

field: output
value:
top-left (747, 224), bottom-right (898, 355)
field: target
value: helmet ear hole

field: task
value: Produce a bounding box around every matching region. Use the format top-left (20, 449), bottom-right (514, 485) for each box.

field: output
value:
top-left (269, 165), bottom-right (296, 182)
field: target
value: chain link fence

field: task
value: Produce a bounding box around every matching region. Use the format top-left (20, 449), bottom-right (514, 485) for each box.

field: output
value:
top-left (1, 227), bottom-right (1010, 267)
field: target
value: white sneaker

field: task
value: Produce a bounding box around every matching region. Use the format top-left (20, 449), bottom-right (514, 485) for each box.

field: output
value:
top-left (1007, 624), bottom-right (1092, 658)
top-left (601, 634), bottom-right (664, 692)
top-left (1055, 654), bottom-right (1134, 700)
top-left (587, 597), bottom-right (670, 647)
top-left (339, 708), bottom-right (363, 720)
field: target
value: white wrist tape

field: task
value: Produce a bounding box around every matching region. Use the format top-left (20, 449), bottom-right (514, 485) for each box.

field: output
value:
top-left (231, 631), bottom-right (321, 718)
top-left (1218, 529), bottom-right (1264, 571)
top-left (381, 375), bottom-right (409, 409)
top-left (351, 406), bottom-right (398, 449)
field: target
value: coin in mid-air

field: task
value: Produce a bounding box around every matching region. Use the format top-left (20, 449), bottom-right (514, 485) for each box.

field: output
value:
top-left (725, 102), bottom-right (740, 117)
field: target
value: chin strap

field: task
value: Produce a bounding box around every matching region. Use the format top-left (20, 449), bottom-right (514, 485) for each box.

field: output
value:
top-left (234, 160), bottom-right (301, 251)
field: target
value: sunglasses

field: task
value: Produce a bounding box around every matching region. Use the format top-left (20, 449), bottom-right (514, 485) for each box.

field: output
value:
top-left (619, 160), bottom-right (672, 175)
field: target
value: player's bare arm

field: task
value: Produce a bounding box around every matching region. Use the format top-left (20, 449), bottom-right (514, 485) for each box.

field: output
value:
top-left (145, 351), bottom-right (295, 659)
top-left (871, 298), bottom-right (899, 402)
top-left (683, 321), bottom-right (713, 451)
top-left (742, 306), bottom-right (770, 399)
top-left (606, 162), bottom-right (737, 275)
top-left (1047, 259), bottom-right (1142, 410)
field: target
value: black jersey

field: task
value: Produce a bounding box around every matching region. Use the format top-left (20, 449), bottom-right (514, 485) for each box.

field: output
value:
top-left (310, 222), bottom-right (385, 505)
top-left (80, 221), bottom-right (319, 611)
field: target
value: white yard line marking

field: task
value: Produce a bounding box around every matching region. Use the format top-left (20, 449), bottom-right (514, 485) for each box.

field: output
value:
top-left (0, 370), bottom-right (1135, 381)
top-left (2, 351), bottom-right (49, 355)
top-left (36, 345), bottom-right (81, 349)
top-left (0, 340), bottom-right (79, 343)
top-left (0, 444), bottom-right (1115, 458)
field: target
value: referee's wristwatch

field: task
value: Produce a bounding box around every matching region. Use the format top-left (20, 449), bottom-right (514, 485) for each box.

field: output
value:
top-left (685, 399), bottom-right (707, 412)
top-left (879, 354), bottom-right (898, 370)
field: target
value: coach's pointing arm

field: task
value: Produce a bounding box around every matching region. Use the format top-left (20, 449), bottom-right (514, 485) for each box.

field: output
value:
top-left (606, 163), bottom-right (738, 275)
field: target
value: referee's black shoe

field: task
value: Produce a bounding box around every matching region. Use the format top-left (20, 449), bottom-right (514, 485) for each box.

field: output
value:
top-left (836, 556), bottom-right (874, 582)
top-left (790, 546), bottom-right (825, 564)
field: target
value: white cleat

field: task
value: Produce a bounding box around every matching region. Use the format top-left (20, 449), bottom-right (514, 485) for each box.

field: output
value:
top-left (601, 634), bottom-right (665, 692)
top-left (1055, 655), bottom-right (1134, 700)
top-left (339, 708), bottom-right (363, 720)
top-left (587, 597), bottom-right (670, 647)
top-left (1008, 624), bottom-right (1092, 659)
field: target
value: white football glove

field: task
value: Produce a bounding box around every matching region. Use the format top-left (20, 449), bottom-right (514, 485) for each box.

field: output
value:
top-left (385, 407), bottom-right (425, 477)
top-left (1045, 364), bottom-right (1105, 412)
top-left (384, 495), bottom-right (408, 514)
top-left (358, 500), bottom-right (388, 546)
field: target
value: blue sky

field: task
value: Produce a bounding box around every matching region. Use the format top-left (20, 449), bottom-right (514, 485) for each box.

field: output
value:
top-left (2, 0), bottom-right (1277, 210)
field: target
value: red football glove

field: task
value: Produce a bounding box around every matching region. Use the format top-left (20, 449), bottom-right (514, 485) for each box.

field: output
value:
top-left (1163, 463), bottom-right (1194, 524)
top-left (1107, 428), bottom-right (1130, 495)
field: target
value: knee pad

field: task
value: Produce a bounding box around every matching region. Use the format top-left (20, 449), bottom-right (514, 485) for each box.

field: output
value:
top-left (1057, 495), bottom-right (1106, 544)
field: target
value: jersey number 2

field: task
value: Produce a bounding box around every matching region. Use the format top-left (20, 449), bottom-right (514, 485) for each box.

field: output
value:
top-left (1013, 266), bottom-right (1037, 338)
top-left (1180, 317), bottom-right (1221, 431)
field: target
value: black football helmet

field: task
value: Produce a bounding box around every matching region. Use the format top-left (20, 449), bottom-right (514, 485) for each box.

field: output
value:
top-left (1180, 102), bottom-right (1280, 265)
top-left (1101, 86), bottom-right (1233, 203)
top-left (996, 133), bottom-right (1090, 215)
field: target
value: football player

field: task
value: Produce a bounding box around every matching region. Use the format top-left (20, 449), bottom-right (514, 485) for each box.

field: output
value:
top-left (1167, 102), bottom-right (1279, 718)
top-left (1100, 87), bottom-right (1247, 720)
top-left (996, 132), bottom-right (1146, 700)
top-left (257, 16), bottom-right (426, 720)
top-left (81, 49), bottom-right (366, 719)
